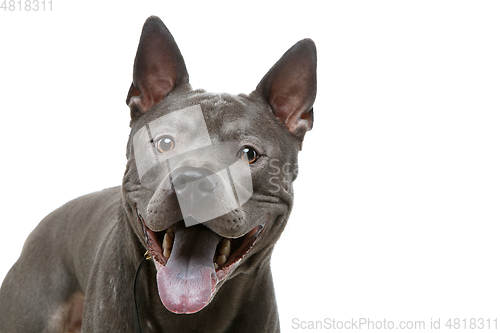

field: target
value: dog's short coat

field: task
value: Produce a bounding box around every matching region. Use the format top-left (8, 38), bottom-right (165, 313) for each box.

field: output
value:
top-left (0, 16), bottom-right (317, 332)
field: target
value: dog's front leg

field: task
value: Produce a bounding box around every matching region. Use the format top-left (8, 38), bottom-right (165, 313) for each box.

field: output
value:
top-left (0, 225), bottom-right (85, 332)
top-left (80, 231), bottom-right (145, 332)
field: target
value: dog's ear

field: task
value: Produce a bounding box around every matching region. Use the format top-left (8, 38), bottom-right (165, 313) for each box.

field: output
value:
top-left (256, 39), bottom-right (317, 138)
top-left (126, 16), bottom-right (189, 119)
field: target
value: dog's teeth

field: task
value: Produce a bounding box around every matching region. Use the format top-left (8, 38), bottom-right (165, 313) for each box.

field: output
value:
top-left (219, 238), bottom-right (230, 256)
top-left (162, 232), bottom-right (173, 250)
top-left (163, 248), bottom-right (171, 259)
top-left (214, 262), bottom-right (219, 270)
top-left (216, 255), bottom-right (227, 266)
top-left (167, 226), bottom-right (174, 235)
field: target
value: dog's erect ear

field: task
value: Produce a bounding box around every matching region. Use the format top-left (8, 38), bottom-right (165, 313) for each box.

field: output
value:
top-left (256, 39), bottom-right (317, 138)
top-left (126, 16), bottom-right (189, 118)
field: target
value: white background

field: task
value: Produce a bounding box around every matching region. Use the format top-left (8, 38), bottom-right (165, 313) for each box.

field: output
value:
top-left (1, 1), bottom-right (499, 332)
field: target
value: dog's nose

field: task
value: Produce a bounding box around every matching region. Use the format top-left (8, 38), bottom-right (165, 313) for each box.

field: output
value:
top-left (171, 166), bottom-right (218, 199)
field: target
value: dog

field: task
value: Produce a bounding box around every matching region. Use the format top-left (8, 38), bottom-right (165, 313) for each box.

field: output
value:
top-left (0, 16), bottom-right (316, 332)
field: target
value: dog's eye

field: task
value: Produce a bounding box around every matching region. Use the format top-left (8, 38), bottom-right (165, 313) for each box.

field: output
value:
top-left (237, 147), bottom-right (259, 164)
top-left (155, 135), bottom-right (175, 153)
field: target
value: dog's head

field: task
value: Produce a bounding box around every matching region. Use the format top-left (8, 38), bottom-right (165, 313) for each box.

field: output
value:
top-left (121, 16), bottom-right (316, 314)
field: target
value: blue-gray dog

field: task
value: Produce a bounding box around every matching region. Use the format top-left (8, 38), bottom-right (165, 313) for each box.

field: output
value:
top-left (0, 16), bottom-right (317, 332)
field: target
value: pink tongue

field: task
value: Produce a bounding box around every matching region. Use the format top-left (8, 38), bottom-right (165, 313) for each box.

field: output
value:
top-left (157, 225), bottom-right (221, 314)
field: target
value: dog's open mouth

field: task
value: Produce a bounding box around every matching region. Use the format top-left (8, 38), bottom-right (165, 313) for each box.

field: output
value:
top-left (136, 210), bottom-right (264, 314)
